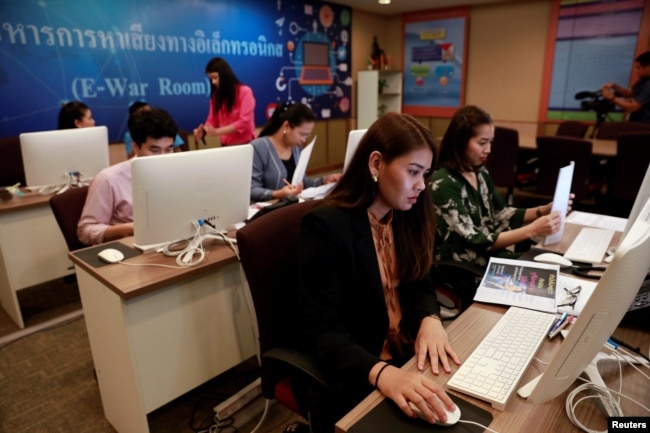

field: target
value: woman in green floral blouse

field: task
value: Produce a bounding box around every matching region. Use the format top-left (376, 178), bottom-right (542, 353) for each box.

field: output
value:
top-left (430, 105), bottom-right (563, 268)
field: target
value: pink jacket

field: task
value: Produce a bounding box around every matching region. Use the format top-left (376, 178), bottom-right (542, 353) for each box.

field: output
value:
top-left (205, 84), bottom-right (256, 145)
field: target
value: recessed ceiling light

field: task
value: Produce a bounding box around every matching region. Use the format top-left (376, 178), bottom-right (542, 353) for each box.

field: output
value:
top-left (378, 0), bottom-right (391, 4)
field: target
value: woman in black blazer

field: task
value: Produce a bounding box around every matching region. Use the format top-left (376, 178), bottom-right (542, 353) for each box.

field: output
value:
top-left (297, 112), bottom-right (460, 432)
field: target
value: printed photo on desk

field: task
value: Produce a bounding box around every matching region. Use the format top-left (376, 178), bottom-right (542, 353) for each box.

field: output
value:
top-left (474, 257), bottom-right (558, 313)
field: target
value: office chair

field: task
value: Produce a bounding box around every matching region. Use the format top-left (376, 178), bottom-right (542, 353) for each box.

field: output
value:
top-left (555, 120), bottom-right (589, 138)
top-left (534, 136), bottom-right (593, 202)
top-left (0, 136), bottom-right (26, 187)
top-left (49, 186), bottom-right (90, 252)
top-left (596, 121), bottom-right (650, 140)
top-left (485, 126), bottom-right (519, 205)
top-left (597, 132), bottom-right (650, 217)
top-left (432, 260), bottom-right (485, 317)
top-left (236, 200), bottom-right (333, 425)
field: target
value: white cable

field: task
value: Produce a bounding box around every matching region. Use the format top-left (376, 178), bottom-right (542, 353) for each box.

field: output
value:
top-left (458, 419), bottom-right (501, 433)
top-left (565, 357), bottom-right (650, 433)
top-left (565, 382), bottom-right (625, 433)
top-left (613, 346), bottom-right (650, 378)
top-left (246, 399), bottom-right (271, 433)
top-left (37, 171), bottom-right (91, 195)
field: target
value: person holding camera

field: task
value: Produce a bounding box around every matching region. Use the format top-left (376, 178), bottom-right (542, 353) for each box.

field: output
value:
top-left (601, 51), bottom-right (650, 124)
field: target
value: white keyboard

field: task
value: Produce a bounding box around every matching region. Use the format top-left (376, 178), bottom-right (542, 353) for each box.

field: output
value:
top-left (447, 307), bottom-right (556, 410)
top-left (563, 227), bottom-right (615, 264)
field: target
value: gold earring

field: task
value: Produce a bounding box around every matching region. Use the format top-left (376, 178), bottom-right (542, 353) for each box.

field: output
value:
top-left (372, 174), bottom-right (378, 182)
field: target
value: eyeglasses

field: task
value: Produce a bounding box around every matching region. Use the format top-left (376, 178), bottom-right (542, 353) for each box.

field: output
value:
top-left (558, 286), bottom-right (582, 309)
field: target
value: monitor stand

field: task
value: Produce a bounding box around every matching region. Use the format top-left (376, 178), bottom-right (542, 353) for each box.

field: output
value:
top-left (518, 347), bottom-right (648, 416)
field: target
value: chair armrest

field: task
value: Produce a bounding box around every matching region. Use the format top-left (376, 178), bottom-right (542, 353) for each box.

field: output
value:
top-left (432, 260), bottom-right (485, 314)
top-left (262, 348), bottom-right (334, 396)
top-left (433, 259), bottom-right (484, 277)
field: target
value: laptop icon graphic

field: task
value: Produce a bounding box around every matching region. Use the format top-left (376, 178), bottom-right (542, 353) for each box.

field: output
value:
top-left (299, 41), bottom-right (333, 85)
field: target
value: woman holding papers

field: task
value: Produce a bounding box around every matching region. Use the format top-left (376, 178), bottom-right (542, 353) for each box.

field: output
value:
top-left (430, 105), bottom-right (566, 268)
top-left (249, 101), bottom-right (340, 202)
top-left (296, 112), bottom-right (460, 432)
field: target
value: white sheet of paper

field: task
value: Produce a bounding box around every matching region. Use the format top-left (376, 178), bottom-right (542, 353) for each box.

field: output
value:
top-left (544, 161), bottom-right (574, 245)
top-left (291, 136), bottom-right (316, 185)
top-left (565, 211), bottom-right (627, 232)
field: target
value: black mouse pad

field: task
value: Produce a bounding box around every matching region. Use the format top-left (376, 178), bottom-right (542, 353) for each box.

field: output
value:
top-left (346, 393), bottom-right (493, 433)
top-left (72, 241), bottom-right (142, 268)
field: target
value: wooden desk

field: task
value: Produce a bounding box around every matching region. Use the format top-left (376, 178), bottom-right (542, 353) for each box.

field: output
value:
top-left (70, 238), bottom-right (257, 433)
top-left (518, 135), bottom-right (617, 157)
top-left (336, 303), bottom-right (649, 433)
top-left (0, 191), bottom-right (73, 328)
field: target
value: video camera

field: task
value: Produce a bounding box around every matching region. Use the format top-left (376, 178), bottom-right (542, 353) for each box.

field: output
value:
top-left (574, 90), bottom-right (615, 120)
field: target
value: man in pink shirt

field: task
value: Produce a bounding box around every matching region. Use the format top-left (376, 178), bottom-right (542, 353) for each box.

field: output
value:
top-left (77, 108), bottom-right (177, 245)
top-left (193, 57), bottom-right (256, 146)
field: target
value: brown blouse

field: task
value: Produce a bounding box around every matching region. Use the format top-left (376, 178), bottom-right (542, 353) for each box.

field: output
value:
top-left (368, 210), bottom-right (413, 361)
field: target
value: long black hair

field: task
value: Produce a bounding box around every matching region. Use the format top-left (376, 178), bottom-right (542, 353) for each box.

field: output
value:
top-left (205, 57), bottom-right (243, 114)
top-left (326, 112), bottom-right (438, 281)
top-left (258, 101), bottom-right (316, 137)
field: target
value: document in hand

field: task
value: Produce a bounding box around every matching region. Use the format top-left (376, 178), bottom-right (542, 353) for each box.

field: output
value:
top-left (474, 257), bottom-right (559, 313)
top-left (544, 161), bottom-right (574, 245)
top-left (291, 136), bottom-right (316, 185)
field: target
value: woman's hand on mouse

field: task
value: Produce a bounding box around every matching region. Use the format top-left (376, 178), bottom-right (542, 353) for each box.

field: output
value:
top-left (373, 363), bottom-right (455, 424)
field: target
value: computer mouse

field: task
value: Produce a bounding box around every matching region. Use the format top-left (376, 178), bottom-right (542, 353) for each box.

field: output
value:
top-left (533, 252), bottom-right (573, 267)
top-left (97, 248), bottom-right (125, 264)
top-left (408, 400), bottom-right (461, 426)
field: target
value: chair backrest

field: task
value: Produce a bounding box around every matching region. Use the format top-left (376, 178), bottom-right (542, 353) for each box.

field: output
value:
top-left (49, 186), bottom-right (89, 251)
top-left (0, 136), bottom-right (26, 187)
top-left (486, 126), bottom-right (519, 188)
top-left (596, 121), bottom-right (650, 140)
top-left (608, 132), bottom-right (650, 202)
top-left (556, 121), bottom-right (588, 138)
top-left (535, 136), bottom-right (593, 201)
top-left (236, 200), bottom-right (319, 355)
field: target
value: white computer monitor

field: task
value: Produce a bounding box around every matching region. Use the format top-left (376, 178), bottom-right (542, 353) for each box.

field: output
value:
top-left (521, 197), bottom-right (650, 407)
top-left (343, 129), bottom-right (367, 172)
top-left (132, 145), bottom-right (253, 247)
top-left (19, 126), bottom-right (109, 187)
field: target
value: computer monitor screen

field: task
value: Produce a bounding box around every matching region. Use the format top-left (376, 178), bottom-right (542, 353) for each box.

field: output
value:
top-left (132, 145), bottom-right (253, 247)
top-left (19, 126), bottom-right (109, 187)
top-left (524, 196), bottom-right (650, 405)
top-left (343, 129), bottom-right (366, 173)
top-left (303, 42), bottom-right (329, 66)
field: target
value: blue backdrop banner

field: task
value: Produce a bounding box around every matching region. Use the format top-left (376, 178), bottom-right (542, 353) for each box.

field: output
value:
top-left (0, 0), bottom-right (352, 141)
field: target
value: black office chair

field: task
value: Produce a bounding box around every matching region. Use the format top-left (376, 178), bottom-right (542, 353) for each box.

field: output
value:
top-left (486, 126), bottom-right (519, 205)
top-left (596, 121), bottom-right (650, 140)
top-left (597, 132), bottom-right (650, 217)
top-left (556, 121), bottom-right (589, 138)
top-left (535, 136), bottom-right (593, 202)
top-left (236, 200), bottom-right (333, 429)
top-left (49, 186), bottom-right (90, 252)
top-left (0, 136), bottom-right (26, 187)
